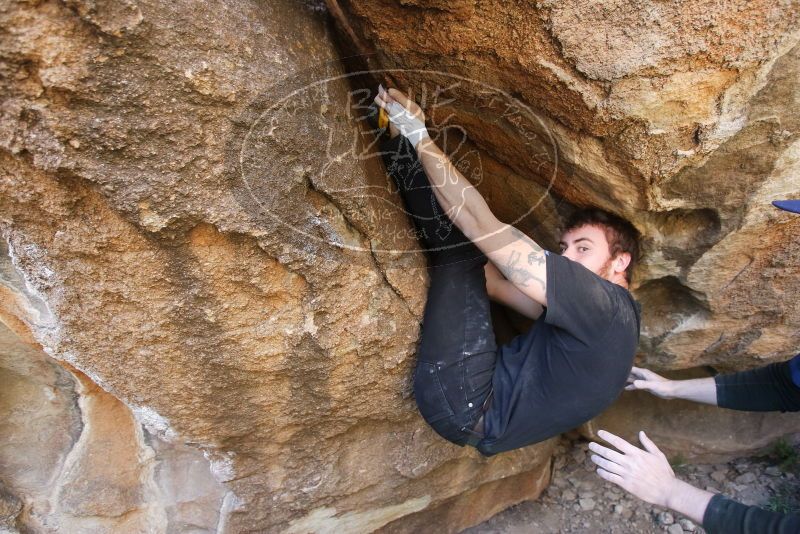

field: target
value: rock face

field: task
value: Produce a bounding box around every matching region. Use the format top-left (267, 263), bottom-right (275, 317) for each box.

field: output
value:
top-left (0, 0), bottom-right (552, 532)
top-left (1, 0), bottom-right (799, 533)
top-left (0, 317), bottom-right (230, 533)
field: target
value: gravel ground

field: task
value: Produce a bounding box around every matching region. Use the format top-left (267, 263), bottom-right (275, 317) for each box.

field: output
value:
top-left (466, 437), bottom-right (800, 534)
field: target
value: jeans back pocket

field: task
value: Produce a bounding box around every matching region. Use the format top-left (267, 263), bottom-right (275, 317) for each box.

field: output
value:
top-left (413, 361), bottom-right (455, 424)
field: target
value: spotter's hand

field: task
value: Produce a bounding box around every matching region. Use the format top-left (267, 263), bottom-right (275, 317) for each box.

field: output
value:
top-left (625, 366), bottom-right (675, 399)
top-left (374, 85), bottom-right (430, 148)
top-left (589, 430), bottom-right (677, 508)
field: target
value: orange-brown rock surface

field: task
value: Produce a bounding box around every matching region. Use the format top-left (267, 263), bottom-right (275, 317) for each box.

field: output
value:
top-left (1, 0), bottom-right (799, 532)
top-left (0, 0), bottom-right (552, 532)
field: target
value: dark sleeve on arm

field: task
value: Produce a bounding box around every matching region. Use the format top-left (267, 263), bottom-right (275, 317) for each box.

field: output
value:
top-left (544, 252), bottom-right (618, 345)
top-left (715, 354), bottom-right (800, 412)
top-left (703, 494), bottom-right (800, 534)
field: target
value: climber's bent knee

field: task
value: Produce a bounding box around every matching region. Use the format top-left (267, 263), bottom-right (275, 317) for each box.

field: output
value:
top-left (413, 356), bottom-right (491, 447)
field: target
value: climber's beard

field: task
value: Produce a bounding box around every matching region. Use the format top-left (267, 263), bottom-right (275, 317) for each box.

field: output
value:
top-left (596, 257), bottom-right (614, 281)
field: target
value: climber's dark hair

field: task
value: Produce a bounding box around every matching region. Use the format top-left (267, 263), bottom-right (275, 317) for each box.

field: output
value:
top-left (563, 208), bottom-right (642, 283)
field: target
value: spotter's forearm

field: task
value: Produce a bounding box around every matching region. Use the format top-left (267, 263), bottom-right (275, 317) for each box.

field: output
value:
top-left (669, 378), bottom-right (718, 405)
top-left (664, 479), bottom-right (714, 525)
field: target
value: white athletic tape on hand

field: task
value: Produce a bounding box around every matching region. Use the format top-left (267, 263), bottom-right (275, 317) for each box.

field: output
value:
top-left (387, 101), bottom-right (430, 148)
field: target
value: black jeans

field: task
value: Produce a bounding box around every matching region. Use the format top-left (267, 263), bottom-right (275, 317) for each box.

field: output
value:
top-left (381, 135), bottom-right (497, 447)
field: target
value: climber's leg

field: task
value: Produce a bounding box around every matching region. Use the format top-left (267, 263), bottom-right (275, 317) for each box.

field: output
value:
top-left (413, 259), bottom-right (496, 445)
top-left (380, 134), bottom-right (496, 445)
top-left (379, 134), bottom-right (485, 266)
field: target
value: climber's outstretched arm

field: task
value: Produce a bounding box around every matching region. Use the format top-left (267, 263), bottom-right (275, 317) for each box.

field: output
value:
top-left (416, 132), bottom-right (549, 306)
top-left (375, 86), bottom-right (549, 307)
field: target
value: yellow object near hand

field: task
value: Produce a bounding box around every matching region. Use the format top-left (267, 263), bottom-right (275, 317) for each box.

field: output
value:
top-left (378, 107), bottom-right (389, 129)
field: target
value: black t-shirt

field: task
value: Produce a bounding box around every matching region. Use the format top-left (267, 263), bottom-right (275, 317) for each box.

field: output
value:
top-left (477, 251), bottom-right (641, 455)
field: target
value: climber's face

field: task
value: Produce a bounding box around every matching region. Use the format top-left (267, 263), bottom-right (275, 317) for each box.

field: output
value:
top-left (559, 224), bottom-right (630, 284)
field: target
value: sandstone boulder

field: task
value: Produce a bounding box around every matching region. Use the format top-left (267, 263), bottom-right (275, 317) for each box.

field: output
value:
top-left (3, 0), bottom-right (800, 531)
top-left (0, 0), bottom-right (552, 532)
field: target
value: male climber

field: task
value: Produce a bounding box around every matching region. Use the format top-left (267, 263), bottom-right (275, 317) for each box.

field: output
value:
top-left (373, 85), bottom-right (642, 456)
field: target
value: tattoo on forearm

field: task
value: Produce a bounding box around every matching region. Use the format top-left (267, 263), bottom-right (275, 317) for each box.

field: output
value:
top-left (504, 250), bottom-right (546, 291)
top-left (528, 251), bottom-right (545, 266)
top-left (510, 227), bottom-right (546, 267)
